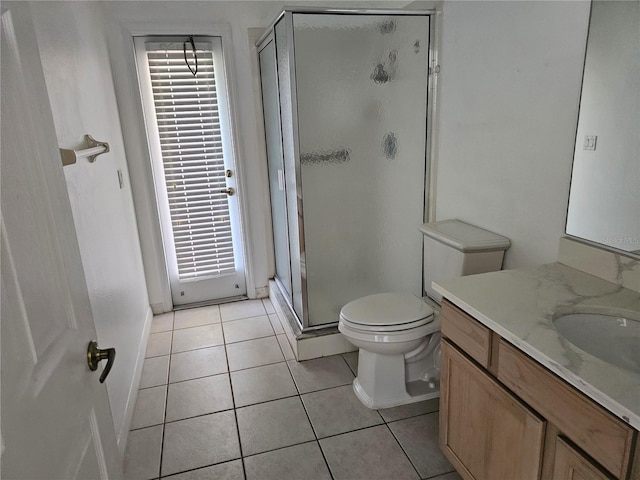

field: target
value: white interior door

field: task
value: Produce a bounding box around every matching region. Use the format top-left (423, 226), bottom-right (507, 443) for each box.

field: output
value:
top-left (1, 4), bottom-right (121, 479)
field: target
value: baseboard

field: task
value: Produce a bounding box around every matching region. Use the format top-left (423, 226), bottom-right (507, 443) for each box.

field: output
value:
top-left (117, 305), bottom-right (153, 456)
top-left (297, 332), bottom-right (357, 361)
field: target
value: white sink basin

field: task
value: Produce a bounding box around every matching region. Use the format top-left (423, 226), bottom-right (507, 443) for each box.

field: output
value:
top-left (553, 313), bottom-right (640, 373)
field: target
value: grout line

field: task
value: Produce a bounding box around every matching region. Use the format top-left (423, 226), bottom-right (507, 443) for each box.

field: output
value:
top-left (157, 313), bottom-right (175, 479)
top-left (385, 422), bottom-right (423, 479)
top-left (340, 351), bottom-right (359, 376)
top-left (297, 396), bottom-right (335, 480)
top-left (219, 310), bottom-right (268, 323)
top-left (222, 332), bottom-right (276, 346)
top-left (171, 320), bottom-right (221, 331)
top-left (241, 438), bottom-right (319, 460)
top-left (315, 440), bottom-right (336, 480)
top-left (283, 358), bottom-right (335, 480)
top-left (219, 313), bottom-right (272, 325)
top-left (159, 458), bottom-right (242, 479)
top-left (220, 314), bottom-right (248, 480)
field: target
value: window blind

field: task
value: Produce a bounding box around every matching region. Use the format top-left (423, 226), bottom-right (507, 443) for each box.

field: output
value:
top-left (146, 42), bottom-right (235, 280)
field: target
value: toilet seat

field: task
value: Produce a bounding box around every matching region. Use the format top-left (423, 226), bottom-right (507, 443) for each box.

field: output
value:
top-left (340, 292), bottom-right (434, 332)
top-left (339, 316), bottom-right (432, 333)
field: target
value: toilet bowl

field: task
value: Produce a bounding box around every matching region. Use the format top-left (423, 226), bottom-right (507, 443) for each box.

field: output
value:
top-left (339, 220), bottom-right (511, 409)
top-left (339, 292), bottom-right (441, 409)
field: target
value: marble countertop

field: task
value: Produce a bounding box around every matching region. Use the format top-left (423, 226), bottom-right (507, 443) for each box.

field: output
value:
top-left (433, 262), bottom-right (640, 429)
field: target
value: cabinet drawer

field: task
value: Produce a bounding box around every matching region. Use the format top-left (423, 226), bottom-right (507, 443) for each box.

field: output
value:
top-left (497, 340), bottom-right (634, 479)
top-left (441, 300), bottom-right (492, 368)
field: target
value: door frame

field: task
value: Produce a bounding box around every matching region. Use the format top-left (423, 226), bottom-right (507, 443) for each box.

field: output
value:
top-left (114, 21), bottom-right (255, 312)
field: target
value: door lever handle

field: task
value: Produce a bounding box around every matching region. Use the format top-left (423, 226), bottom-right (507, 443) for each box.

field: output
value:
top-left (219, 187), bottom-right (235, 196)
top-left (87, 341), bottom-right (116, 383)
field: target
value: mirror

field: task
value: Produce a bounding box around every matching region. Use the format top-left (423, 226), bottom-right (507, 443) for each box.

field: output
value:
top-left (566, 1), bottom-right (639, 256)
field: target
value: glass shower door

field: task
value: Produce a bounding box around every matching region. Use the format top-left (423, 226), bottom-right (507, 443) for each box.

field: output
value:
top-left (292, 14), bottom-right (430, 327)
top-left (259, 40), bottom-right (292, 299)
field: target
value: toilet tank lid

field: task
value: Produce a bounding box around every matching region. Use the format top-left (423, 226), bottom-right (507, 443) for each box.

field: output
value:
top-left (419, 220), bottom-right (511, 253)
top-left (340, 292), bottom-right (434, 326)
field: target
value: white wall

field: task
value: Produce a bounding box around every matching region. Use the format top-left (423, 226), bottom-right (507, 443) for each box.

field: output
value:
top-left (434, 1), bottom-right (591, 268)
top-left (30, 1), bottom-right (152, 452)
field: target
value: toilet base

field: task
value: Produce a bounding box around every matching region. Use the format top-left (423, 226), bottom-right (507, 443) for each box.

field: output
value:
top-left (353, 377), bottom-right (440, 409)
top-left (352, 348), bottom-right (440, 409)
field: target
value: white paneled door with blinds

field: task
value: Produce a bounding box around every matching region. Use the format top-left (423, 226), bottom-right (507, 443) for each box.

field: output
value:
top-left (135, 36), bottom-right (246, 306)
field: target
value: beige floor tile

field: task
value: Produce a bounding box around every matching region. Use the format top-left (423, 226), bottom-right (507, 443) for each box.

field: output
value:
top-left (220, 299), bottom-right (266, 322)
top-left (231, 362), bottom-right (297, 407)
top-left (236, 397), bottom-right (315, 456)
top-left (378, 397), bottom-right (440, 423)
top-left (174, 305), bottom-right (221, 330)
top-left (287, 355), bottom-right (354, 394)
top-left (162, 411), bottom-right (240, 476)
top-left (169, 345), bottom-right (227, 383)
top-left (342, 351), bottom-right (358, 375)
top-left (123, 425), bottom-right (162, 480)
top-left (166, 374), bottom-right (233, 422)
top-left (145, 331), bottom-right (172, 358)
top-left (319, 425), bottom-right (419, 480)
top-left (226, 336), bottom-right (284, 371)
top-left (388, 412), bottom-right (454, 479)
top-left (244, 442), bottom-right (331, 480)
top-left (171, 323), bottom-right (224, 353)
top-left (302, 385), bottom-right (383, 438)
top-left (150, 312), bottom-right (174, 333)
top-left (262, 298), bottom-right (276, 314)
top-left (139, 355), bottom-right (169, 389)
top-left (131, 385), bottom-right (166, 430)
top-left (166, 460), bottom-right (244, 480)
top-left (276, 334), bottom-right (295, 361)
top-left (222, 315), bottom-right (274, 344)
top-left (268, 314), bottom-right (284, 334)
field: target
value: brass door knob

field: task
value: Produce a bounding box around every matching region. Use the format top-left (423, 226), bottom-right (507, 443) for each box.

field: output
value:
top-left (87, 341), bottom-right (116, 383)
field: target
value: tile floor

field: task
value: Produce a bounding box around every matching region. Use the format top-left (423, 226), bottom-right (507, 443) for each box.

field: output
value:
top-left (124, 299), bottom-right (462, 480)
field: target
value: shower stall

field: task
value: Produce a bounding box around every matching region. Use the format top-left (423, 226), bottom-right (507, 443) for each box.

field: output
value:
top-left (258, 9), bottom-right (435, 331)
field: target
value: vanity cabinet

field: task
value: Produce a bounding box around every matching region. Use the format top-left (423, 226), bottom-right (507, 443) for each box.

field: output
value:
top-left (440, 340), bottom-right (545, 479)
top-left (439, 300), bottom-right (638, 480)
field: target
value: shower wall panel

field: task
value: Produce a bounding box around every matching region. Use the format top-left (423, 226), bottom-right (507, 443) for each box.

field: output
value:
top-left (259, 41), bottom-right (292, 298)
top-left (275, 18), bottom-right (305, 320)
top-left (292, 14), bottom-right (430, 327)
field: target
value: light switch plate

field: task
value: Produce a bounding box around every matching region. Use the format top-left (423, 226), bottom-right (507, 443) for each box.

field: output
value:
top-left (583, 135), bottom-right (597, 151)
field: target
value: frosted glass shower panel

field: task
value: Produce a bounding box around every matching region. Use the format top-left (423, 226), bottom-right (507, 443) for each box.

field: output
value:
top-left (259, 41), bottom-right (292, 297)
top-left (293, 14), bottom-right (430, 327)
top-left (275, 17), bottom-right (305, 320)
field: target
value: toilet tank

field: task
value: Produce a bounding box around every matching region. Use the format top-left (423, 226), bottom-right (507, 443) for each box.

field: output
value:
top-left (420, 220), bottom-right (511, 303)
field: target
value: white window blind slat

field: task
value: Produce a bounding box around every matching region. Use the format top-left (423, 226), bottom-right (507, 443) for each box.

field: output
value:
top-left (147, 44), bottom-right (235, 280)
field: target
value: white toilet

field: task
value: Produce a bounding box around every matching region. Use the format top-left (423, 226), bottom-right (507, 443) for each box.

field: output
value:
top-left (338, 219), bottom-right (510, 409)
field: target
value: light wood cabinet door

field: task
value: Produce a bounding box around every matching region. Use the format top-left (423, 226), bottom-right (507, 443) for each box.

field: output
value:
top-left (552, 437), bottom-right (614, 480)
top-left (440, 339), bottom-right (546, 480)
